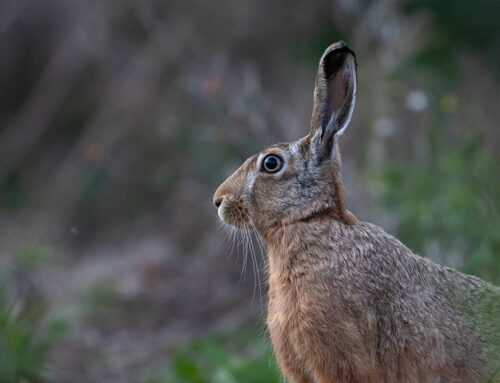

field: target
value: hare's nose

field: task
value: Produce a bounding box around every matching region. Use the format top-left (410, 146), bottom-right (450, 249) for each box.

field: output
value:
top-left (214, 197), bottom-right (223, 208)
top-left (213, 183), bottom-right (227, 208)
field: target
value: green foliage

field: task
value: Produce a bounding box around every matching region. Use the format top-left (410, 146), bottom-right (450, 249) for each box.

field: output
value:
top-left (81, 279), bottom-right (118, 310)
top-left (79, 279), bottom-right (122, 323)
top-left (151, 339), bottom-right (280, 383)
top-left (373, 133), bottom-right (500, 283)
top-left (408, 0), bottom-right (500, 49)
top-left (406, 0), bottom-right (500, 76)
top-left (0, 172), bottom-right (29, 211)
top-left (16, 242), bottom-right (54, 271)
top-left (0, 290), bottom-right (67, 383)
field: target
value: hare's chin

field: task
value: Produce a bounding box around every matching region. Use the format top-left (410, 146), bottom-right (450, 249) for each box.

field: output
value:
top-left (218, 208), bottom-right (250, 230)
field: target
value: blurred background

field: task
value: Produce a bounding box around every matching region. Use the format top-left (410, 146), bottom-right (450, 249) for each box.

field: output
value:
top-left (0, 0), bottom-right (499, 382)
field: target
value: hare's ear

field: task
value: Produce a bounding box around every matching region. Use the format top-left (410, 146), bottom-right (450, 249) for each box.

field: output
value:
top-left (309, 41), bottom-right (357, 163)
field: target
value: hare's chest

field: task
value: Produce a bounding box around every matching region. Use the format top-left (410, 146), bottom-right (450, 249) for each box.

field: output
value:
top-left (266, 277), bottom-right (320, 345)
top-left (266, 281), bottom-right (309, 357)
top-left (266, 276), bottom-right (346, 376)
top-left (267, 283), bottom-right (299, 331)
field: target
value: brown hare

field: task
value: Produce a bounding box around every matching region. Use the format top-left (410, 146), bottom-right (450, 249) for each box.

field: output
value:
top-left (213, 41), bottom-right (500, 383)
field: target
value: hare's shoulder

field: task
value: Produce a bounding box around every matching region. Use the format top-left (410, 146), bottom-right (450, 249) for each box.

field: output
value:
top-left (352, 221), bottom-right (500, 315)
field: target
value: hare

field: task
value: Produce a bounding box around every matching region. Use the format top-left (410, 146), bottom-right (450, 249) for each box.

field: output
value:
top-left (213, 41), bottom-right (500, 383)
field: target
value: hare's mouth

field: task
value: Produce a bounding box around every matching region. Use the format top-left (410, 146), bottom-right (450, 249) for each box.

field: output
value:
top-left (218, 197), bottom-right (251, 230)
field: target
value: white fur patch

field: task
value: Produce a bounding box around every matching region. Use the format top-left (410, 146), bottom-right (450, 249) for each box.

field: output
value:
top-left (336, 72), bottom-right (356, 137)
top-left (245, 169), bottom-right (257, 193)
top-left (218, 206), bottom-right (225, 221)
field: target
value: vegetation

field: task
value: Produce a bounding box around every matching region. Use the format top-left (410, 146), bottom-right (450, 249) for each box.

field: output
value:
top-left (150, 339), bottom-right (279, 383)
top-left (375, 132), bottom-right (500, 283)
top-left (0, 289), bottom-right (66, 383)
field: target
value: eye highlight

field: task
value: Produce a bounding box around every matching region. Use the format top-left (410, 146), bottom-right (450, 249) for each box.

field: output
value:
top-left (261, 154), bottom-right (284, 173)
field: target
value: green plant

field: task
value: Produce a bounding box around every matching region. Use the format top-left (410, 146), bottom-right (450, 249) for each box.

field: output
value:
top-left (371, 133), bottom-right (500, 283)
top-left (406, 0), bottom-right (500, 77)
top-left (150, 339), bottom-right (280, 383)
top-left (0, 290), bottom-right (66, 383)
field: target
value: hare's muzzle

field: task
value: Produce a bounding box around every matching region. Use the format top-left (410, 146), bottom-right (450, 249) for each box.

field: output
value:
top-left (213, 197), bottom-right (223, 208)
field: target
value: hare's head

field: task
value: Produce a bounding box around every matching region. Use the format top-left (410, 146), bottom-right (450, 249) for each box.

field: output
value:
top-left (213, 41), bottom-right (357, 235)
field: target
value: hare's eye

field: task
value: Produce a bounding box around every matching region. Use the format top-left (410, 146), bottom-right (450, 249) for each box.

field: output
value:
top-left (262, 154), bottom-right (283, 173)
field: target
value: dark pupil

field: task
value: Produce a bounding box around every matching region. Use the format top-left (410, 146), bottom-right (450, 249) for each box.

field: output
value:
top-left (265, 156), bottom-right (279, 170)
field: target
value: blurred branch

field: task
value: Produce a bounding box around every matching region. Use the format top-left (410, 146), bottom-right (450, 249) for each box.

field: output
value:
top-left (0, 27), bottom-right (88, 178)
top-left (0, 0), bottom-right (31, 35)
top-left (40, 10), bottom-right (187, 220)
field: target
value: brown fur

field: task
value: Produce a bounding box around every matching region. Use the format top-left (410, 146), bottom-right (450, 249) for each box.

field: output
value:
top-left (213, 41), bottom-right (500, 382)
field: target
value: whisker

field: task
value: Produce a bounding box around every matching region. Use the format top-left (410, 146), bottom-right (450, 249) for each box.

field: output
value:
top-left (238, 210), bottom-right (248, 282)
top-left (229, 228), bottom-right (238, 259)
top-left (216, 219), bottom-right (232, 254)
top-left (250, 220), bottom-right (267, 258)
top-left (246, 226), bottom-right (262, 303)
top-left (249, 220), bottom-right (267, 305)
top-left (220, 220), bottom-right (237, 258)
top-left (243, 228), bottom-right (254, 297)
top-left (217, 210), bottom-right (267, 304)
top-left (249, 219), bottom-right (269, 276)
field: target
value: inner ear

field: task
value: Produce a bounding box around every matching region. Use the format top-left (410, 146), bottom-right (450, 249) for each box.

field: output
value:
top-left (323, 53), bottom-right (349, 132)
top-left (308, 42), bottom-right (357, 163)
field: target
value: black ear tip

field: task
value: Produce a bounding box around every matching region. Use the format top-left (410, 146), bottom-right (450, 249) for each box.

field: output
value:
top-left (322, 41), bottom-right (355, 62)
top-left (328, 41), bottom-right (346, 51)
